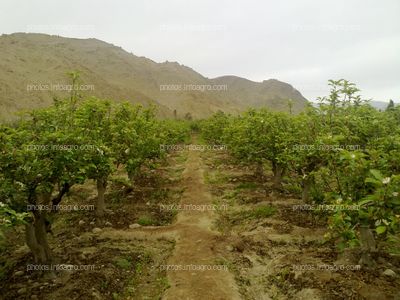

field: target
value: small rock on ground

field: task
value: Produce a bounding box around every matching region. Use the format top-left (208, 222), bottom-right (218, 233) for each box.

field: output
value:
top-left (129, 224), bottom-right (141, 229)
top-left (92, 227), bottom-right (102, 234)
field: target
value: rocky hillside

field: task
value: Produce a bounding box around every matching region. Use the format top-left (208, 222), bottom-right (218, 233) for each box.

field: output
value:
top-left (0, 33), bottom-right (308, 120)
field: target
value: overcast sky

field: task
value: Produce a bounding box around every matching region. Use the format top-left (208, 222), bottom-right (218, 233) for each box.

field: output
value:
top-left (1, 0), bottom-right (399, 102)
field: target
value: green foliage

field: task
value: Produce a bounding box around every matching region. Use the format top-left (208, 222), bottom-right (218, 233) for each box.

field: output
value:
top-left (113, 257), bottom-right (132, 270)
top-left (0, 99), bottom-right (185, 212)
top-left (0, 202), bottom-right (29, 242)
top-left (137, 216), bottom-right (155, 226)
top-left (0, 73), bottom-right (188, 264)
top-left (200, 111), bottom-right (229, 144)
top-left (235, 182), bottom-right (259, 190)
top-left (201, 79), bottom-right (400, 253)
top-left (205, 109), bottom-right (298, 186)
top-left (250, 205), bottom-right (277, 218)
top-left (386, 99), bottom-right (395, 111)
top-left (160, 119), bottom-right (191, 145)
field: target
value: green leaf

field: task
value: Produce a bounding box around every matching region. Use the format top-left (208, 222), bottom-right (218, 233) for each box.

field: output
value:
top-left (376, 226), bottom-right (386, 234)
top-left (370, 169), bottom-right (383, 181)
top-left (358, 198), bottom-right (374, 206)
top-left (365, 178), bottom-right (381, 186)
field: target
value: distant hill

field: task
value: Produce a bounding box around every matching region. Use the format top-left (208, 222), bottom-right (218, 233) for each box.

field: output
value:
top-left (369, 101), bottom-right (392, 111)
top-left (310, 100), bottom-right (396, 111)
top-left (0, 33), bottom-right (308, 120)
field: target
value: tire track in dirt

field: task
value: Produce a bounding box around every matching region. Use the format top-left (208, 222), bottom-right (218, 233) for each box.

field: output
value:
top-left (162, 144), bottom-right (241, 300)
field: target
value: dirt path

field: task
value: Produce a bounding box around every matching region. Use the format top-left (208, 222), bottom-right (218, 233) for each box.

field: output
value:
top-left (162, 144), bottom-right (241, 300)
top-left (97, 141), bottom-right (241, 299)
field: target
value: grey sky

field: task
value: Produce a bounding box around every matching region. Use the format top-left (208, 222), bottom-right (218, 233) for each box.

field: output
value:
top-left (1, 0), bottom-right (399, 102)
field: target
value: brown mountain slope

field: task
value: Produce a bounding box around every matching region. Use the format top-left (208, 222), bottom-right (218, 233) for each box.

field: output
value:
top-left (211, 76), bottom-right (307, 113)
top-left (0, 33), bottom-right (308, 120)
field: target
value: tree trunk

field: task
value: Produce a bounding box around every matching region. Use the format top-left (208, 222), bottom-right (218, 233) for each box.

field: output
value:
top-left (34, 212), bottom-right (52, 263)
top-left (96, 177), bottom-right (107, 217)
top-left (25, 190), bottom-right (53, 266)
top-left (51, 182), bottom-right (71, 208)
top-left (302, 175), bottom-right (313, 203)
top-left (255, 162), bottom-right (264, 179)
top-left (272, 162), bottom-right (284, 189)
top-left (25, 211), bottom-right (53, 266)
top-left (358, 225), bottom-right (377, 268)
top-left (25, 223), bottom-right (45, 264)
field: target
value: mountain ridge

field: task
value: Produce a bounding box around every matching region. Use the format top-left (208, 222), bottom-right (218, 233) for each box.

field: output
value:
top-left (0, 32), bottom-right (308, 120)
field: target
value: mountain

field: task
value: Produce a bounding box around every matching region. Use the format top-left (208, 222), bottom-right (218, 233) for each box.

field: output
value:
top-left (310, 100), bottom-right (397, 111)
top-left (211, 76), bottom-right (307, 111)
top-left (0, 33), bottom-right (308, 121)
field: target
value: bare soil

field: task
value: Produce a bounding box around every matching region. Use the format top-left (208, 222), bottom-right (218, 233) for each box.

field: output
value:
top-left (201, 149), bottom-right (400, 300)
top-left (1, 139), bottom-right (400, 300)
